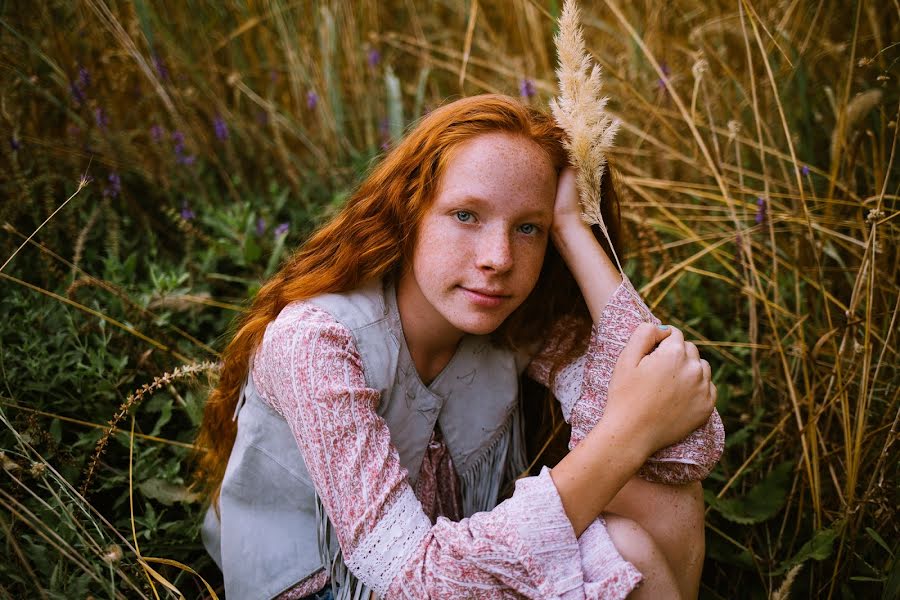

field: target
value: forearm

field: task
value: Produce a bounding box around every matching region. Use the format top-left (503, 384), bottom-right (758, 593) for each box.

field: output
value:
top-left (550, 220), bottom-right (622, 323)
top-left (550, 417), bottom-right (648, 538)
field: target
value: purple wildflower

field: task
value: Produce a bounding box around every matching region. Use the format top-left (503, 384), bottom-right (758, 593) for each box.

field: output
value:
top-left (152, 53), bottom-right (169, 81)
top-left (367, 48), bottom-right (381, 67)
top-left (150, 124), bottom-right (164, 143)
top-left (70, 66), bottom-right (90, 105)
top-left (78, 67), bottom-right (91, 90)
top-left (801, 164), bottom-right (810, 176)
top-left (519, 78), bottom-right (536, 98)
top-left (103, 172), bottom-right (121, 198)
top-left (256, 217), bottom-right (267, 236)
top-left (274, 222), bottom-right (289, 237)
top-left (754, 197), bottom-right (767, 224)
top-left (657, 63), bottom-right (671, 91)
top-left (307, 91), bottom-right (319, 110)
top-left (70, 82), bottom-right (86, 105)
top-left (180, 200), bottom-right (195, 220)
top-left (94, 107), bottom-right (109, 130)
top-left (10, 137), bottom-right (21, 151)
top-left (171, 130), bottom-right (195, 165)
top-left (213, 115), bottom-right (229, 141)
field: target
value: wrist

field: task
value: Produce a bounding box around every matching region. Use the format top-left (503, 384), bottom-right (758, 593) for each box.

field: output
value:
top-left (550, 216), bottom-right (594, 242)
top-left (587, 415), bottom-right (652, 469)
top-left (551, 416), bottom-right (647, 536)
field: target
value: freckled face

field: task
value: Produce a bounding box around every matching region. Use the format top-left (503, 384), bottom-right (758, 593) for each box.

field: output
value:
top-left (398, 132), bottom-right (558, 340)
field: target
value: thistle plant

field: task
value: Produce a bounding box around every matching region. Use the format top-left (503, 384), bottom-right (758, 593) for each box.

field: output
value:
top-left (549, 0), bottom-right (622, 271)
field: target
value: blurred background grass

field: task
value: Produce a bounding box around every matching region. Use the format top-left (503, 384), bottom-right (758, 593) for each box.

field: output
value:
top-left (0, 0), bottom-right (897, 598)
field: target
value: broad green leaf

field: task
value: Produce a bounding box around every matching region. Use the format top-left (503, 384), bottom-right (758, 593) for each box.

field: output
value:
top-left (139, 478), bottom-right (202, 506)
top-left (49, 418), bottom-right (62, 444)
top-left (706, 461), bottom-right (793, 524)
top-left (773, 523), bottom-right (840, 575)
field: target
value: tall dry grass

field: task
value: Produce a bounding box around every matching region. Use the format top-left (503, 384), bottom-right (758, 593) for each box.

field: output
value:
top-left (1, 1), bottom-right (897, 597)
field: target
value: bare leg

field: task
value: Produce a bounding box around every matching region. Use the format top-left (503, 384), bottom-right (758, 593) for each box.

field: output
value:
top-left (604, 514), bottom-right (682, 599)
top-left (605, 478), bottom-right (706, 599)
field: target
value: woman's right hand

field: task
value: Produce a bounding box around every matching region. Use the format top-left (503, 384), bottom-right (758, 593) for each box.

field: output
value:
top-left (605, 323), bottom-right (717, 459)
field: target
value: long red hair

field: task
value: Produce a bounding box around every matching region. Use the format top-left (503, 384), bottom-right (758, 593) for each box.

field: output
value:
top-left (194, 94), bottom-right (623, 503)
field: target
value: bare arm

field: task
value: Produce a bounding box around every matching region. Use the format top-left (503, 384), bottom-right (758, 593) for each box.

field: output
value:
top-left (549, 223), bottom-right (622, 322)
top-left (550, 414), bottom-right (648, 537)
top-left (547, 168), bottom-right (716, 538)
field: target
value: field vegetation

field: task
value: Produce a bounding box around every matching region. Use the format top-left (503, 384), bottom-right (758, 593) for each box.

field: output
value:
top-left (0, 1), bottom-right (897, 598)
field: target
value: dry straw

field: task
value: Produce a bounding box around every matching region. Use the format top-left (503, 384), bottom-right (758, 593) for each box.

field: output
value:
top-left (549, 0), bottom-right (622, 272)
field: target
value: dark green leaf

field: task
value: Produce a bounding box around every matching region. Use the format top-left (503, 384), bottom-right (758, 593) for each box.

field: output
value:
top-left (774, 522), bottom-right (841, 575)
top-left (866, 527), bottom-right (893, 556)
top-left (706, 461), bottom-right (793, 524)
top-left (49, 419), bottom-right (61, 444)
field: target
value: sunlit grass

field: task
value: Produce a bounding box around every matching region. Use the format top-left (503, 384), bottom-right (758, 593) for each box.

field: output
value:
top-left (1, 0), bottom-right (897, 597)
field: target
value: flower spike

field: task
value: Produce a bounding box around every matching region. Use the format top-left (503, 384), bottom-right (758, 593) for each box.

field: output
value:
top-left (549, 0), bottom-right (623, 271)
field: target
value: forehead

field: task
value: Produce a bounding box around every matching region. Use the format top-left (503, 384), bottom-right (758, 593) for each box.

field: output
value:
top-left (433, 132), bottom-right (557, 214)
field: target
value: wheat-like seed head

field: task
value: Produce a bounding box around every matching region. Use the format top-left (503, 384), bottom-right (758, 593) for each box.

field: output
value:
top-left (549, 0), bottom-right (622, 270)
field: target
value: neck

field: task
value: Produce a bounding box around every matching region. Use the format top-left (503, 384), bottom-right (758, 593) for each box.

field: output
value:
top-left (396, 271), bottom-right (464, 383)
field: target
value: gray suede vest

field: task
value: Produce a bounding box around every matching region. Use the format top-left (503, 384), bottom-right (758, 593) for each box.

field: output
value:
top-left (202, 279), bottom-right (530, 600)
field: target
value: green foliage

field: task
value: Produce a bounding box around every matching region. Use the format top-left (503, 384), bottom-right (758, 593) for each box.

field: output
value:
top-left (775, 522), bottom-right (841, 575)
top-left (1, 0), bottom-right (897, 597)
top-left (705, 461), bottom-right (794, 525)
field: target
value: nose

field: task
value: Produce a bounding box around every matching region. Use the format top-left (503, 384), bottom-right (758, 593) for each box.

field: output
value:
top-left (476, 227), bottom-right (513, 273)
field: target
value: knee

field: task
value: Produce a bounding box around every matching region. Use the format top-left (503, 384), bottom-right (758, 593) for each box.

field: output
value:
top-left (605, 514), bottom-right (683, 598)
top-left (604, 514), bottom-right (668, 574)
top-left (609, 477), bottom-right (706, 552)
top-left (677, 481), bottom-right (706, 553)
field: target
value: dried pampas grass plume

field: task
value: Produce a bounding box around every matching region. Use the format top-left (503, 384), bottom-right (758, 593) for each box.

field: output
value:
top-left (549, 0), bottom-right (622, 271)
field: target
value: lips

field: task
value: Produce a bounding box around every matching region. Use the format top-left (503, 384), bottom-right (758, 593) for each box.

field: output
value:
top-left (459, 286), bottom-right (510, 308)
top-left (461, 287), bottom-right (509, 299)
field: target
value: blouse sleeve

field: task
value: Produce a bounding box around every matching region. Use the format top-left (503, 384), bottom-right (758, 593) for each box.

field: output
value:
top-left (252, 303), bottom-right (611, 599)
top-left (526, 276), bottom-right (725, 484)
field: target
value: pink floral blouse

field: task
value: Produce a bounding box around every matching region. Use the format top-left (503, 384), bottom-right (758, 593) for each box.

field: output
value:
top-left (250, 277), bottom-right (725, 599)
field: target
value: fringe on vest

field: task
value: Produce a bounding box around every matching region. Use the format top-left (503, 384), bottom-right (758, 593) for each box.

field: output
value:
top-left (317, 402), bottom-right (528, 600)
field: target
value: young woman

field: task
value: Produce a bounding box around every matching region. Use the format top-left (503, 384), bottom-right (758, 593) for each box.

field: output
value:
top-left (196, 94), bottom-right (724, 600)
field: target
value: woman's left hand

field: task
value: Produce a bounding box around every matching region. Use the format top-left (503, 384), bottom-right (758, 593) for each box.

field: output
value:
top-left (549, 166), bottom-right (622, 322)
top-left (552, 167), bottom-right (590, 237)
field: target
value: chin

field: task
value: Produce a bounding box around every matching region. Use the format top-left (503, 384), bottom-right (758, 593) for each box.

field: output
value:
top-left (452, 315), bottom-right (506, 336)
top-left (463, 323), bottom-right (501, 336)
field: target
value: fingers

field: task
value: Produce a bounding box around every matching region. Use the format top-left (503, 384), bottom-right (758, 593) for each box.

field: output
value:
top-left (621, 323), bottom-right (672, 367)
top-left (657, 325), bottom-right (685, 349)
top-left (700, 358), bottom-right (711, 382)
top-left (685, 341), bottom-right (700, 362)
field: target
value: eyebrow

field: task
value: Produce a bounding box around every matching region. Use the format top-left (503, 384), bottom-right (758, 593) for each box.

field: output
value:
top-left (448, 194), bottom-right (552, 220)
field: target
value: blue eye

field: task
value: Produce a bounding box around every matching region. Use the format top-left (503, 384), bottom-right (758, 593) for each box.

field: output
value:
top-left (519, 223), bottom-right (538, 235)
top-left (455, 211), bottom-right (473, 223)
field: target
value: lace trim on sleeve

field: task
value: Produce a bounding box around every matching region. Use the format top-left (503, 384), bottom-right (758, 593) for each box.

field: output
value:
top-left (552, 355), bottom-right (587, 421)
top-left (345, 486), bottom-right (432, 597)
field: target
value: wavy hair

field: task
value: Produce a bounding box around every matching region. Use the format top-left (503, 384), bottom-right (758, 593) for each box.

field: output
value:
top-left (194, 94), bottom-right (623, 503)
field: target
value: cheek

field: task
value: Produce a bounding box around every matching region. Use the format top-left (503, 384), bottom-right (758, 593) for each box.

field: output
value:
top-left (412, 221), bottom-right (466, 279)
top-left (519, 240), bottom-right (548, 278)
